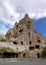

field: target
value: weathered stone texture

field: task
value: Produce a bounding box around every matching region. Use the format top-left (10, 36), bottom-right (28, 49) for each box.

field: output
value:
top-left (5, 14), bottom-right (46, 58)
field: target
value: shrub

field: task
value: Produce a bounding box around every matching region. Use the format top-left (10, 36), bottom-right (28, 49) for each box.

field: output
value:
top-left (41, 47), bottom-right (46, 58)
top-left (0, 39), bottom-right (6, 42)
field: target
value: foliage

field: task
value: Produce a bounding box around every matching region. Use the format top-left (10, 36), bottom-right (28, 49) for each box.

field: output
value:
top-left (0, 34), bottom-right (6, 42)
top-left (41, 47), bottom-right (46, 58)
top-left (0, 39), bottom-right (6, 42)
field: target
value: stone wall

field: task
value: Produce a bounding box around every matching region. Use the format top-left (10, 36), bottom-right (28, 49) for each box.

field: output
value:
top-left (5, 14), bottom-right (46, 58)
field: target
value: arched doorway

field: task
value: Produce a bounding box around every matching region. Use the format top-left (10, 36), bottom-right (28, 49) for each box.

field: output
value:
top-left (2, 52), bottom-right (15, 58)
top-left (12, 41), bottom-right (17, 45)
top-left (23, 53), bottom-right (25, 58)
top-left (37, 53), bottom-right (40, 58)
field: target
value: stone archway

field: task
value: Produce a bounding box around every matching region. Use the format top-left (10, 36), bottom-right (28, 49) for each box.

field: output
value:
top-left (2, 52), bottom-right (15, 58)
top-left (12, 41), bottom-right (18, 45)
top-left (37, 53), bottom-right (40, 58)
top-left (23, 53), bottom-right (25, 58)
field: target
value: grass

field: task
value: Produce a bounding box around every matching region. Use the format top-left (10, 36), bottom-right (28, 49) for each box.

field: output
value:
top-left (14, 57), bottom-right (34, 61)
top-left (0, 58), bottom-right (35, 61)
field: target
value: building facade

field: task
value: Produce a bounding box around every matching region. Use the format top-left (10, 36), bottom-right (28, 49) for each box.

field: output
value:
top-left (5, 14), bottom-right (46, 58)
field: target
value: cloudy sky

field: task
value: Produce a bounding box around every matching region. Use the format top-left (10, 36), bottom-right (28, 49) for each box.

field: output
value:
top-left (0, 0), bottom-right (46, 37)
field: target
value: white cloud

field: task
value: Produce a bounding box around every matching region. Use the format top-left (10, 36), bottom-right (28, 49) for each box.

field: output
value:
top-left (11, 0), bottom-right (46, 19)
top-left (0, 0), bottom-right (20, 26)
top-left (0, 0), bottom-right (46, 24)
top-left (0, 0), bottom-right (46, 34)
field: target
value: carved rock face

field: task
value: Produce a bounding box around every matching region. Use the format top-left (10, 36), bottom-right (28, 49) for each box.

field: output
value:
top-left (6, 29), bottom-right (14, 39)
top-left (5, 14), bottom-right (45, 43)
top-left (5, 14), bottom-right (46, 59)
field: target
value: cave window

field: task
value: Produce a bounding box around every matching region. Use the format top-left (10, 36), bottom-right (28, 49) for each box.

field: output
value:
top-left (29, 47), bottom-right (34, 50)
top-left (28, 32), bottom-right (30, 38)
top-left (28, 32), bottom-right (30, 35)
top-left (28, 21), bottom-right (30, 23)
top-left (35, 45), bottom-right (40, 49)
top-left (37, 53), bottom-right (40, 58)
top-left (37, 40), bottom-right (41, 43)
top-left (21, 41), bottom-right (23, 45)
top-left (29, 41), bottom-right (32, 44)
top-left (23, 53), bottom-right (25, 58)
top-left (2, 52), bottom-right (15, 58)
top-left (26, 21), bottom-right (30, 29)
top-left (19, 29), bottom-right (23, 33)
top-left (16, 25), bottom-right (18, 28)
top-left (13, 41), bottom-right (17, 45)
top-left (0, 53), bottom-right (2, 55)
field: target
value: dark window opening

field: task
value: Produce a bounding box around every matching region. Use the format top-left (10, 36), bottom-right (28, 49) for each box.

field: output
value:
top-left (19, 29), bottom-right (23, 33)
top-left (28, 21), bottom-right (30, 23)
top-left (28, 32), bottom-right (30, 38)
top-left (0, 53), bottom-right (2, 55)
top-left (37, 53), bottom-right (40, 58)
top-left (13, 41), bottom-right (17, 45)
top-left (29, 41), bottom-right (32, 44)
top-left (16, 25), bottom-right (18, 28)
top-left (23, 53), bottom-right (25, 57)
top-left (28, 32), bottom-right (30, 35)
top-left (21, 41), bottom-right (23, 45)
top-left (35, 45), bottom-right (40, 49)
top-left (37, 40), bottom-right (41, 43)
top-left (29, 47), bottom-right (34, 50)
top-left (2, 52), bottom-right (15, 58)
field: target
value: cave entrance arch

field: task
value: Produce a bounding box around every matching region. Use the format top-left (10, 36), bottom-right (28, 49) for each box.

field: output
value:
top-left (12, 41), bottom-right (18, 45)
top-left (2, 52), bottom-right (15, 58)
top-left (37, 53), bottom-right (40, 58)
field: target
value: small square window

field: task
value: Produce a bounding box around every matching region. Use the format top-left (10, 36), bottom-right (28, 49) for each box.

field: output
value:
top-left (16, 25), bottom-right (18, 28)
top-left (28, 32), bottom-right (30, 37)
top-left (19, 29), bottom-right (23, 33)
top-left (28, 21), bottom-right (30, 23)
top-left (21, 41), bottom-right (23, 45)
top-left (23, 53), bottom-right (25, 57)
top-left (37, 40), bottom-right (41, 43)
top-left (13, 41), bottom-right (17, 45)
top-left (29, 41), bottom-right (32, 44)
top-left (35, 45), bottom-right (40, 49)
top-left (29, 47), bottom-right (34, 50)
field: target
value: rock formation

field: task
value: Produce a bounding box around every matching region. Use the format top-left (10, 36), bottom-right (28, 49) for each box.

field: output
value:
top-left (5, 14), bottom-right (46, 58)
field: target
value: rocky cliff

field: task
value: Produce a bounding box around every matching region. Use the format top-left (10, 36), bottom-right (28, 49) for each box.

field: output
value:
top-left (5, 14), bottom-right (46, 43)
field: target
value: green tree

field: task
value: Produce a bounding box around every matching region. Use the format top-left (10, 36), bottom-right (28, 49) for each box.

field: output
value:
top-left (41, 47), bottom-right (46, 58)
